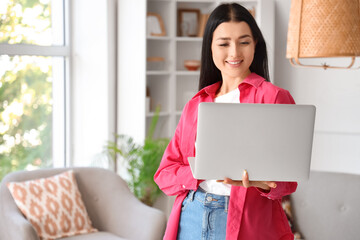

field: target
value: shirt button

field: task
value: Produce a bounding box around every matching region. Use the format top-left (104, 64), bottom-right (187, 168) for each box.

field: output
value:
top-left (182, 185), bottom-right (186, 188)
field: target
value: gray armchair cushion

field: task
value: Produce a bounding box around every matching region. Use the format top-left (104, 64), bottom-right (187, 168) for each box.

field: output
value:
top-left (291, 171), bottom-right (360, 240)
top-left (59, 232), bottom-right (126, 240)
top-left (0, 167), bottom-right (166, 240)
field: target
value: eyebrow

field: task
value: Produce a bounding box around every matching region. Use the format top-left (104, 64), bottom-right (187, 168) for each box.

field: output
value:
top-left (215, 35), bottom-right (252, 41)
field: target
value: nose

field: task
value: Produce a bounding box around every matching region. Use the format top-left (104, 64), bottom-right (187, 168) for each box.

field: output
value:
top-left (229, 43), bottom-right (240, 58)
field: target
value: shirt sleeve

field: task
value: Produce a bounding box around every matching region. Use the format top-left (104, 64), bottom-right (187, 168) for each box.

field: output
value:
top-left (256, 182), bottom-right (298, 200)
top-left (274, 88), bottom-right (295, 104)
top-left (154, 104), bottom-right (198, 196)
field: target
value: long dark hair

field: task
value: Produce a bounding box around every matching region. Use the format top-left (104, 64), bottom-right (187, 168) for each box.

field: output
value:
top-left (198, 3), bottom-right (270, 90)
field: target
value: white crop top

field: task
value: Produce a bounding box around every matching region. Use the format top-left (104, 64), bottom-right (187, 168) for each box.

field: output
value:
top-left (198, 87), bottom-right (240, 195)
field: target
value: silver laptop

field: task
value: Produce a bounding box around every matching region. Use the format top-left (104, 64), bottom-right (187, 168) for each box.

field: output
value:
top-left (188, 103), bottom-right (316, 181)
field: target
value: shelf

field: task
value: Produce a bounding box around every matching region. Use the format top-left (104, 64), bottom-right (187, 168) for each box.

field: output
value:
top-left (176, 71), bottom-right (200, 75)
top-left (146, 111), bottom-right (170, 118)
top-left (147, 36), bottom-right (171, 41)
top-left (176, 0), bottom-right (214, 3)
top-left (147, 71), bottom-right (171, 75)
top-left (149, 0), bottom-right (172, 2)
top-left (176, 37), bottom-right (203, 42)
top-left (224, 0), bottom-right (258, 3)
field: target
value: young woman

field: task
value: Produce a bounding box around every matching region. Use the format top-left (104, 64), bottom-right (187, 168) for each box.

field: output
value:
top-left (154, 3), bottom-right (297, 240)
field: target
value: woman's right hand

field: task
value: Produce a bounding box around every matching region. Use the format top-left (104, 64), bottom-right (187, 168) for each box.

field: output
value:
top-left (216, 170), bottom-right (277, 192)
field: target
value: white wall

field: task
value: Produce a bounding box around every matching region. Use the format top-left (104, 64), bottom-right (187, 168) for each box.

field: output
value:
top-left (117, 0), bottom-right (146, 144)
top-left (274, 0), bottom-right (360, 174)
top-left (70, 0), bottom-right (117, 167)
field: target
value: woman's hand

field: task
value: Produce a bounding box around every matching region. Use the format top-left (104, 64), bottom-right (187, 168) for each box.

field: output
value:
top-left (216, 170), bottom-right (277, 192)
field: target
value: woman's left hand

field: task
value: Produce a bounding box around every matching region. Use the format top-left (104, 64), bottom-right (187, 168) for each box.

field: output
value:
top-left (216, 170), bottom-right (277, 192)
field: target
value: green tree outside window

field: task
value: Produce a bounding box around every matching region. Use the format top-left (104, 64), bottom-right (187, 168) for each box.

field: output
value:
top-left (0, 0), bottom-right (58, 181)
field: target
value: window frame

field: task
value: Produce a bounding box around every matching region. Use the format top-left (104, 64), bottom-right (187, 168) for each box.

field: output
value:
top-left (0, 0), bottom-right (71, 168)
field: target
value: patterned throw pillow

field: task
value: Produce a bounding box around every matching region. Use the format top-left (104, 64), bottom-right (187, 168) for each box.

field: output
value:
top-left (7, 170), bottom-right (98, 239)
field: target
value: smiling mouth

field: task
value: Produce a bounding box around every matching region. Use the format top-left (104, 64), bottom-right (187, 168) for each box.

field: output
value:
top-left (226, 60), bottom-right (243, 65)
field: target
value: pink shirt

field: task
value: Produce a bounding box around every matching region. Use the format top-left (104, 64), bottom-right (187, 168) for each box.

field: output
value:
top-left (154, 73), bottom-right (297, 240)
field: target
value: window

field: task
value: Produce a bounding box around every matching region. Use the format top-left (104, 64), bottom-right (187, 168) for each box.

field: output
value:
top-left (0, 0), bottom-right (69, 180)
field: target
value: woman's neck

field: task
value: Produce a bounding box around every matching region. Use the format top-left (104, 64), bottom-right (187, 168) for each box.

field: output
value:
top-left (216, 71), bottom-right (251, 97)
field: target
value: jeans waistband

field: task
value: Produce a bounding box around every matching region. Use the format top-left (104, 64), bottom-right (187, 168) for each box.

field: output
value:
top-left (188, 188), bottom-right (230, 211)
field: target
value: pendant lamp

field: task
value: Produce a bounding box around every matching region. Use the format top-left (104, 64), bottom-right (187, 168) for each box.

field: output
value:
top-left (286, 0), bottom-right (360, 69)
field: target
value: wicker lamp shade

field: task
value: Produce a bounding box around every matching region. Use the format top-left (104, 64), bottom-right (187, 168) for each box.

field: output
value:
top-left (286, 0), bottom-right (360, 69)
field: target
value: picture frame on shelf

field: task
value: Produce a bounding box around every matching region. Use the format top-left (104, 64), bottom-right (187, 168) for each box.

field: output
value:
top-left (178, 9), bottom-right (200, 37)
top-left (147, 12), bottom-right (166, 37)
top-left (197, 13), bottom-right (210, 37)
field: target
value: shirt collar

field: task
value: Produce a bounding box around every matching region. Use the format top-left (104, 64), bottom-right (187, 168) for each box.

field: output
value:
top-left (241, 72), bottom-right (265, 88)
top-left (194, 73), bottom-right (265, 99)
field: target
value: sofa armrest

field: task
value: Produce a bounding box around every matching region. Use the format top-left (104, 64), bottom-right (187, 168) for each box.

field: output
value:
top-left (2, 214), bottom-right (39, 240)
top-left (75, 168), bottom-right (166, 240)
top-left (0, 179), bottom-right (39, 240)
top-left (108, 196), bottom-right (166, 240)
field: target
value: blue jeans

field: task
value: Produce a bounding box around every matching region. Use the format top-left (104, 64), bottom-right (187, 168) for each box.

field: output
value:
top-left (177, 188), bottom-right (229, 240)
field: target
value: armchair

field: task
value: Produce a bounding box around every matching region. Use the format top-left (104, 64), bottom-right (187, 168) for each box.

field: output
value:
top-left (291, 171), bottom-right (360, 240)
top-left (0, 167), bottom-right (166, 240)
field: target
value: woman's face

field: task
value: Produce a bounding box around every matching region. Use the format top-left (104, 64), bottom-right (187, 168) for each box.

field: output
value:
top-left (211, 21), bottom-right (256, 81)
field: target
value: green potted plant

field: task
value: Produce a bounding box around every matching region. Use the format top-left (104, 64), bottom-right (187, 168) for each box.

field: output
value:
top-left (106, 106), bottom-right (169, 206)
